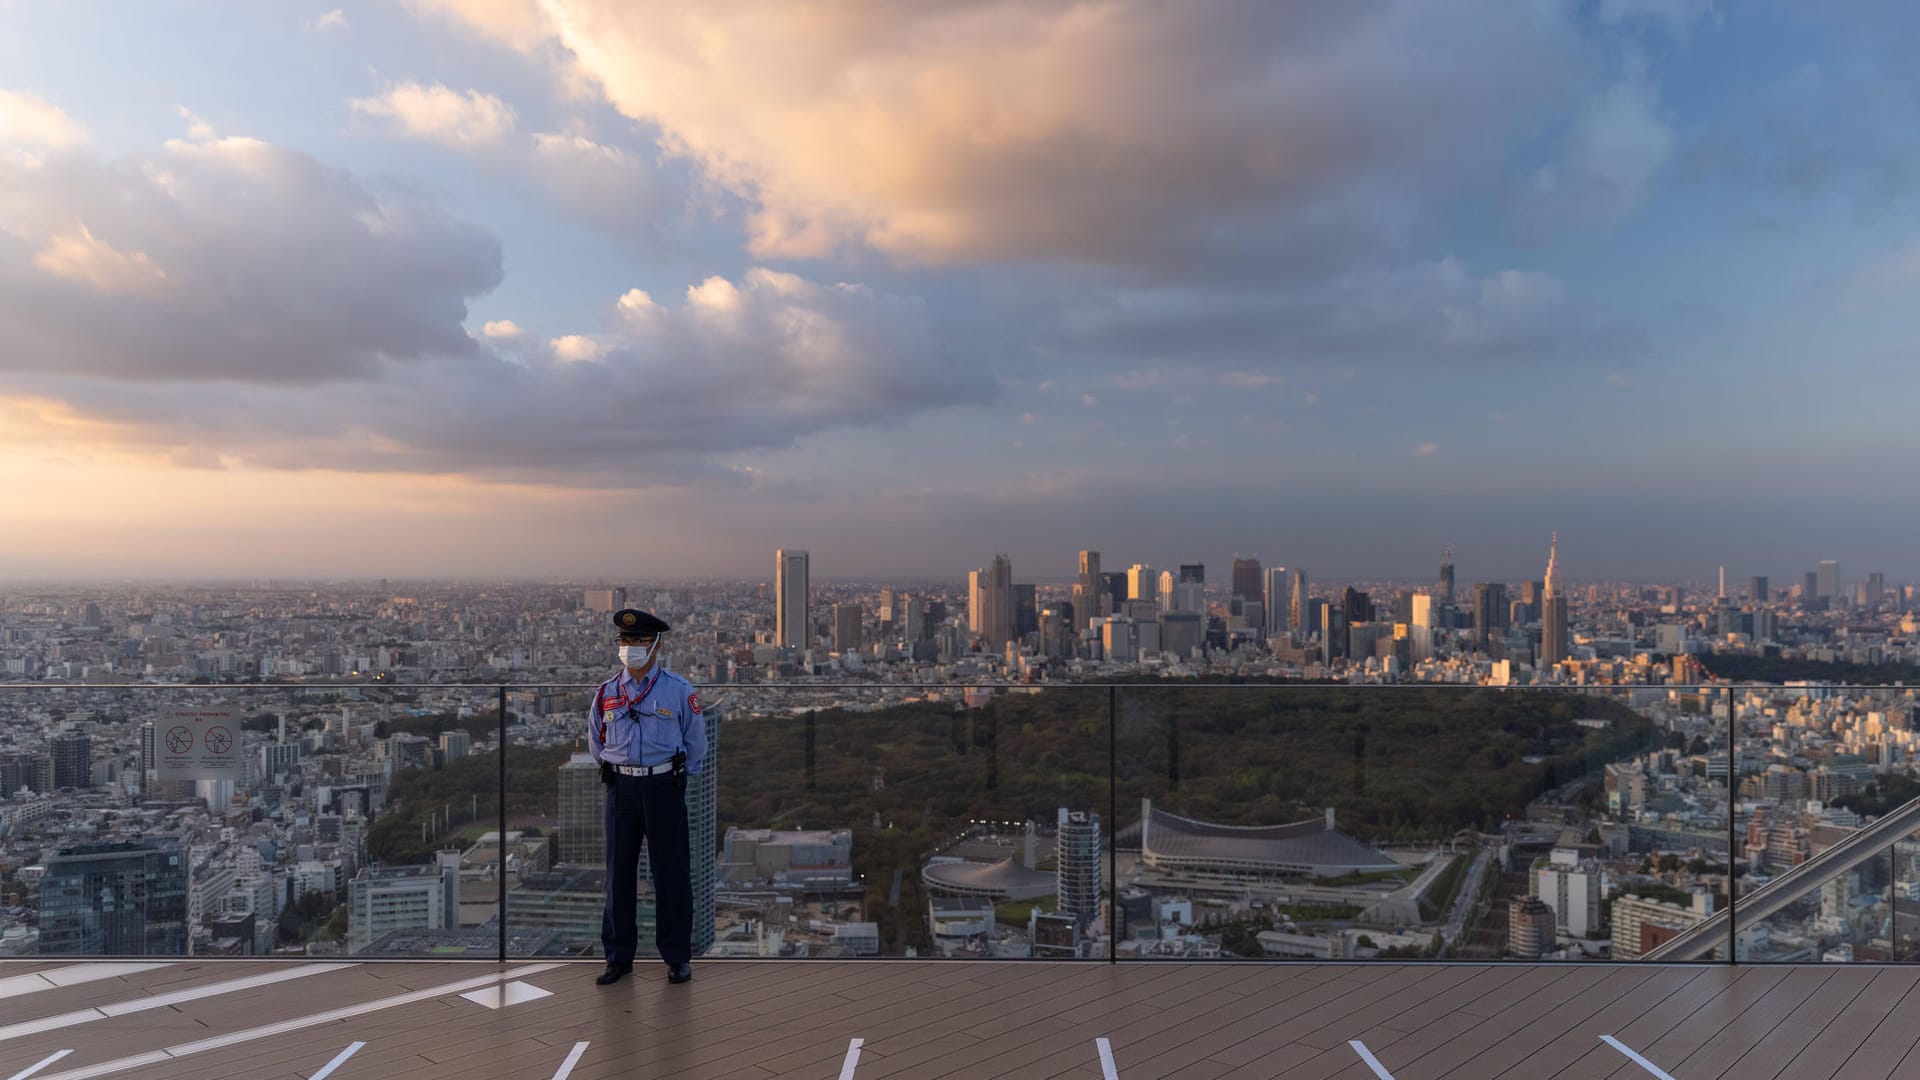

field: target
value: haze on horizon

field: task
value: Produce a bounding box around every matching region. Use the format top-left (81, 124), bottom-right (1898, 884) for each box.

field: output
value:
top-left (2, 2), bottom-right (1916, 584)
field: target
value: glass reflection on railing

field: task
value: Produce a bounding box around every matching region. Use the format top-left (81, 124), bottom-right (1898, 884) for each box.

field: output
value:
top-left (6, 680), bottom-right (1920, 965)
top-left (0, 683), bottom-right (508, 960)
top-left (504, 684), bottom-right (1111, 959)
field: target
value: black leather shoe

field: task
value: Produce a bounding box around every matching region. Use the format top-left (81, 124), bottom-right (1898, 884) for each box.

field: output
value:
top-left (595, 963), bottom-right (632, 985)
top-left (667, 962), bottom-right (692, 984)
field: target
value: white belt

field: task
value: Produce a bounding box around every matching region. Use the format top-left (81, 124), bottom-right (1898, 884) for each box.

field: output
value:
top-left (611, 761), bottom-right (676, 777)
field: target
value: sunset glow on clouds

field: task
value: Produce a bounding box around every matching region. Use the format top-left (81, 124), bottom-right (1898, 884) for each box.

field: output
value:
top-left (2, 2), bottom-right (1918, 578)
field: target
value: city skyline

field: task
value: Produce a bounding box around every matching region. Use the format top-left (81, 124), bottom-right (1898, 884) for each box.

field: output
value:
top-left (2, 6), bottom-right (1919, 579)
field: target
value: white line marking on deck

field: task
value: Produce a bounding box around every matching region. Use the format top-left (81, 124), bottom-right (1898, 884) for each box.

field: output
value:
top-left (458, 980), bottom-right (554, 1010)
top-left (0, 965), bottom-right (172, 1002)
top-left (27, 964), bottom-right (563, 1080)
top-left (1349, 1040), bottom-right (1396, 1080)
top-left (308, 1042), bottom-right (365, 1080)
top-left (551, 1041), bottom-right (589, 1080)
top-left (0, 964), bottom-right (349, 1043)
top-left (1096, 1037), bottom-right (1120, 1080)
top-left (838, 1038), bottom-right (863, 1080)
top-left (4, 1049), bottom-right (74, 1080)
top-left (1601, 1035), bottom-right (1679, 1080)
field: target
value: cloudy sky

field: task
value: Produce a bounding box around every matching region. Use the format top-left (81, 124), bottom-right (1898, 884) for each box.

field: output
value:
top-left (1, 1), bottom-right (1916, 585)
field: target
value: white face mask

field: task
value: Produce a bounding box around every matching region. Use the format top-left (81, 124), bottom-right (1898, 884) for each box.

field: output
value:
top-left (619, 641), bottom-right (657, 670)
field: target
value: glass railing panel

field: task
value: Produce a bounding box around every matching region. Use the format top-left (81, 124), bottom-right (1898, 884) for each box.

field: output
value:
top-left (1, 683), bottom-right (504, 960)
top-left (504, 683), bottom-right (1112, 960)
top-left (1113, 684), bottom-right (1666, 962)
top-left (1731, 684), bottom-right (1918, 962)
top-left (1603, 683), bottom-right (1732, 962)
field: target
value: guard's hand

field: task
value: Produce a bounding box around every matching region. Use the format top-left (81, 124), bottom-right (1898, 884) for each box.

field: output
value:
top-left (599, 761), bottom-right (613, 785)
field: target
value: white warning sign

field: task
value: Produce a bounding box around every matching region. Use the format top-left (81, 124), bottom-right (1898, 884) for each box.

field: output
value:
top-left (156, 706), bottom-right (244, 781)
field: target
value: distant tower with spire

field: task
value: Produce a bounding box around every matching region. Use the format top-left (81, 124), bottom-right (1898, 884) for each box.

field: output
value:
top-left (1541, 533), bottom-right (1570, 666)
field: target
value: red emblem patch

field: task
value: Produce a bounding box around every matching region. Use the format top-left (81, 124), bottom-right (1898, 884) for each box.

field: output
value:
top-left (689, 693), bottom-right (702, 715)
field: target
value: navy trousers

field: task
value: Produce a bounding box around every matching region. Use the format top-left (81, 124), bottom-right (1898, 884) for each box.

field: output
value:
top-left (601, 771), bottom-right (692, 966)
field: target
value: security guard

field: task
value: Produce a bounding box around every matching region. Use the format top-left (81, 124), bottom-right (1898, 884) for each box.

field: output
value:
top-left (588, 608), bottom-right (707, 985)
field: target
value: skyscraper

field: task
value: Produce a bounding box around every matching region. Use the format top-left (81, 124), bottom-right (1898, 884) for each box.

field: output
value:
top-left (1320, 605), bottom-right (1348, 664)
top-left (1868, 572), bottom-right (1886, 610)
top-left (556, 753), bottom-right (602, 865)
top-left (989, 555), bottom-right (1014, 649)
top-left (1542, 534), bottom-right (1571, 666)
top-left (833, 603), bottom-right (863, 653)
top-left (1177, 564), bottom-right (1205, 585)
top-left (1342, 587), bottom-right (1373, 624)
top-left (1751, 576), bottom-right (1769, 603)
top-left (1437, 548), bottom-right (1455, 606)
top-left (1056, 809), bottom-right (1102, 927)
top-left (1231, 557), bottom-right (1263, 602)
top-left (51, 730), bottom-right (91, 790)
top-left (1127, 563), bottom-right (1156, 602)
top-left (1263, 566), bottom-right (1291, 635)
top-left (1074, 550), bottom-right (1102, 632)
top-left (1803, 571), bottom-right (1820, 602)
top-left (39, 840), bottom-right (188, 955)
top-left (1473, 583), bottom-right (1509, 650)
top-left (1289, 568), bottom-right (1309, 633)
top-left (775, 549), bottom-right (809, 648)
top-left (1818, 560), bottom-right (1839, 600)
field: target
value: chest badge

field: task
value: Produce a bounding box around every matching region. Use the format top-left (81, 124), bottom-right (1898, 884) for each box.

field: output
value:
top-left (655, 704), bottom-right (673, 716)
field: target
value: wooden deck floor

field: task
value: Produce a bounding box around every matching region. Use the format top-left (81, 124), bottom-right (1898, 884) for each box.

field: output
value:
top-left (0, 959), bottom-right (1915, 1079)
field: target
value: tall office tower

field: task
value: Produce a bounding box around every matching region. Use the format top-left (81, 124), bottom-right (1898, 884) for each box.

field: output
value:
top-left (584, 587), bottom-right (627, 614)
top-left (1055, 809), bottom-right (1103, 927)
top-left (139, 721), bottom-right (155, 779)
top-left (968, 570), bottom-right (986, 636)
top-left (557, 752), bottom-right (602, 864)
top-left (1542, 534), bottom-right (1571, 665)
top-left (1751, 576), bottom-right (1769, 603)
top-left (1157, 570), bottom-right (1176, 613)
top-left (39, 839), bottom-right (188, 955)
top-left (685, 698), bottom-right (722, 956)
top-left (1075, 550), bottom-right (1103, 631)
top-left (1473, 583), bottom-right (1510, 649)
top-left (775, 549), bottom-right (809, 647)
top-left (877, 588), bottom-right (896, 629)
top-left (1718, 567), bottom-right (1726, 599)
top-left (903, 595), bottom-right (928, 641)
top-left (1869, 572), bottom-right (1886, 609)
top-left (50, 730), bottom-right (91, 789)
top-left (1263, 567), bottom-right (1291, 635)
top-left (1802, 571), bottom-right (1819, 600)
top-left (1520, 580), bottom-right (1544, 623)
top-left (1289, 568), bottom-right (1309, 632)
top-left (1178, 564), bottom-right (1205, 585)
top-left (1438, 548), bottom-right (1455, 606)
top-left (1039, 606), bottom-right (1074, 658)
top-left (1320, 605), bottom-right (1348, 663)
top-left (1410, 593), bottom-right (1435, 663)
top-left (1342, 587), bottom-right (1374, 624)
top-left (1818, 560), bottom-right (1839, 600)
top-left (1126, 563), bottom-right (1156, 602)
top-left (1014, 584), bottom-right (1038, 638)
top-left (987, 554), bottom-right (1015, 649)
top-left (832, 603), bottom-right (863, 654)
top-left (1231, 557), bottom-right (1263, 602)
top-left (1104, 572), bottom-right (1130, 614)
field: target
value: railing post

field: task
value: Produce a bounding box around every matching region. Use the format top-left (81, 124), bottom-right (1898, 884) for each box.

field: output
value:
top-left (498, 684), bottom-right (508, 965)
top-left (1726, 685), bottom-right (1737, 967)
top-left (1109, 684), bottom-right (1117, 966)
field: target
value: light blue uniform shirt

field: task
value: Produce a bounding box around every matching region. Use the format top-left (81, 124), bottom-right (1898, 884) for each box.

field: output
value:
top-left (587, 665), bottom-right (707, 775)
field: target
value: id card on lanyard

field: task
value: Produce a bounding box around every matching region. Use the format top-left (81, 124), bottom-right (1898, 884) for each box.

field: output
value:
top-left (597, 669), bottom-right (664, 745)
